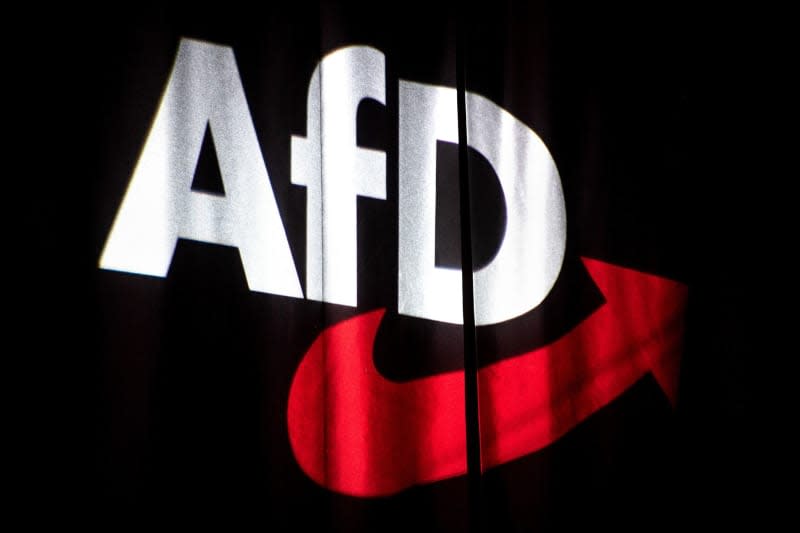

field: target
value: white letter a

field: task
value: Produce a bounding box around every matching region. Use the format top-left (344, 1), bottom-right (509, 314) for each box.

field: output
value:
top-left (99, 38), bottom-right (303, 298)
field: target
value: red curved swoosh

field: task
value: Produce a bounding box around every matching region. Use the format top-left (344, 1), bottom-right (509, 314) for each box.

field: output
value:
top-left (287, 258), bottom-right (687, 497)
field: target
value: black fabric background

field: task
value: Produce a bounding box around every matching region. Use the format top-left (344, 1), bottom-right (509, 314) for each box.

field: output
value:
top-left (19, 1), bottom-right (774, 530)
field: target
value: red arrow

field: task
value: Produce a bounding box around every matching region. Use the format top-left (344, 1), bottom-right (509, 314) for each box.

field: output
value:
top-left (287, 258), bottom-right (687, 497)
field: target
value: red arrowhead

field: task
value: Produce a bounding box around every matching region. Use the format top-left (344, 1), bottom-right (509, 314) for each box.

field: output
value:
top-left (287, 258), bottom-right (687, 497)
top-left (478, 258), bottom-right (687, 469)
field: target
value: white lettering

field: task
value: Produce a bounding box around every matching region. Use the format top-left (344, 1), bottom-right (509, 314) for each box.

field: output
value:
top-left (99, 38), bottom-right (303, 298)
top-left (398, 81), bottom-right (566, 325)
top-left (100, 40), bottom-right (566, 326)
top-left (291, 46), bottom-right (387, 307)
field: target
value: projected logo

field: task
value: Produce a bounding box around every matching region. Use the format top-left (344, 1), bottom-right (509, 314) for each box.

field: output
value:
top-left (99, 38), bottom-right (687, 497)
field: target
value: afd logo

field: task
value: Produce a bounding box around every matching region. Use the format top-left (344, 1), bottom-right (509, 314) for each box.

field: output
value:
top-left (98, 38), bottom-right (688, 498)
top-left (99, 38), bottom-right (566, 326)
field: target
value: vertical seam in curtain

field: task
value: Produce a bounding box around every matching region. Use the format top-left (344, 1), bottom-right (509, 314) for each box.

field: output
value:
top-left (456, 4), bottom-right (483, 531)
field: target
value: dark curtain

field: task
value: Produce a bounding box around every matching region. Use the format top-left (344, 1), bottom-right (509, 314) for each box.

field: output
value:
top-left (22, 1), bottom-right (767, 530)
